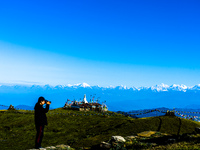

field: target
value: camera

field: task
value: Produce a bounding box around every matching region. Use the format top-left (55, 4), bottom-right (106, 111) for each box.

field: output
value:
top-left (45, 100), bottom-right (51, 104)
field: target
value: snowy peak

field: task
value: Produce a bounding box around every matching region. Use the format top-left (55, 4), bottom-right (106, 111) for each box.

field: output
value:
top-left (191, 84), bottom-right (200, 90)
top-left (170, 84), bottom-right (187, 89)
top-left (73, 82), bottom-right (91, 88)
top-left (169, 84), bottom-right (188, 92)
top-left (136, 86), bottom-right (149, 91)
top-left (151, 83), bottom-right (169, 92)
top-left (129, 86), bottom-right (138, 91)
top-left (115, 85), bottom-right (128, 90)
top-left (149, 84), bottom-right (189, 92)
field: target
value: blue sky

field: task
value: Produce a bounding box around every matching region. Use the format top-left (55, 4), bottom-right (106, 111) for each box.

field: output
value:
top-left (0, 0), bottom-right (200, 87)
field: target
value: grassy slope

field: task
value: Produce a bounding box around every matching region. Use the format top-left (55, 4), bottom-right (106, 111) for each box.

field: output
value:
top-left (0, 108), bottom-right (200, 150)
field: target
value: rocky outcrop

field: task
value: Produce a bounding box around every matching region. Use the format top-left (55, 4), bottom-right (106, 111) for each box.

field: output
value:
top-left (111, 136), bottom-right (126, 143)
top-left (100, 132), bottom-right (181, 149)
top-left (100, 135), bottom-right (126, 149)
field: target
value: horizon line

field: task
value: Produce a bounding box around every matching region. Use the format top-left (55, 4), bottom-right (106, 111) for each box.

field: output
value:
top-left (0, 81), bottom-right (200, 89)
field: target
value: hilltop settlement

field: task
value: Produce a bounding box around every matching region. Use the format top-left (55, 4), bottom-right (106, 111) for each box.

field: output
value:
top-left (63, 94), bottom-right (108, 112)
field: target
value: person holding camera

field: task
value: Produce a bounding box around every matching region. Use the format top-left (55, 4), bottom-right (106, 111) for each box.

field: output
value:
top-left (34, 96), bottom-right (51, 149)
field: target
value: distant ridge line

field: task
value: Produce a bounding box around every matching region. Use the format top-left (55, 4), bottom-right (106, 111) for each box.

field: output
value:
top-left (0, 83), bottom-right (200, 92)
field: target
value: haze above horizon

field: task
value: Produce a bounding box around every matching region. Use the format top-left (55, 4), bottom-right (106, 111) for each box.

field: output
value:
top-left (0, 0), bottom-right (200, 87)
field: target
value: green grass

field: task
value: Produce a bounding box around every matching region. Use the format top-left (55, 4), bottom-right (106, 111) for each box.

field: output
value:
top-left (0, 108), bottom-right (200, 150)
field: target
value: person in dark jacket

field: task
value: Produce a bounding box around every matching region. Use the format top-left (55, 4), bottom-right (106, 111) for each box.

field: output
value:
top-left (34, 96), bottom-right (51, 149)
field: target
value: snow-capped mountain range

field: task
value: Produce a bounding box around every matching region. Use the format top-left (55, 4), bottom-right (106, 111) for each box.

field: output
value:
top-left (69, 83), bottom-right (198, 92)
top-left (18, 82), bottom-right (197, 92)
top-left (114, 83), bottom-right (199, 92)
top-left (0, 82), bottom-right (200, 111)
top-left (1, 82), bottom-right (199, 92)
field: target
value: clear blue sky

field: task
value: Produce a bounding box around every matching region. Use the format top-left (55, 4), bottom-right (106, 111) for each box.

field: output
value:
top-left (0, 0), bottom-right (200, 87)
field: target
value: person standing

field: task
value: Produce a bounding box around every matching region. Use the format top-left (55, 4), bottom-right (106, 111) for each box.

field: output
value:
top-left (34, 96), bottom-right (51, 149)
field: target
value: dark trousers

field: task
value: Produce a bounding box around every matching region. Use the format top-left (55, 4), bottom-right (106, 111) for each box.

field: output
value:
top-left (35, 125), bottom-right (44, 149)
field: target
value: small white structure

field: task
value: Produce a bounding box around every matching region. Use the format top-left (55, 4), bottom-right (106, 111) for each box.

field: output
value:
top-left (82, 94), bottom-right (88, 103)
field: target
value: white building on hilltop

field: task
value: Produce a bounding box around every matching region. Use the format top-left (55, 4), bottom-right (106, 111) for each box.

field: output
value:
top-left (82, 94), bottom-right (88, 103)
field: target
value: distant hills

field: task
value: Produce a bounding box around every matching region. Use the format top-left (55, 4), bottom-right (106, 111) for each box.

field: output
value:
top-left (0, 83), bottom-right (200, 111)
top-left (15, 105), bottom-right (34, 110)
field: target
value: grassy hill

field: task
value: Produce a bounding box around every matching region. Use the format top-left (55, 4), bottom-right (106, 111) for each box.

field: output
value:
top-left (0, 108), bottom-right (200, 150)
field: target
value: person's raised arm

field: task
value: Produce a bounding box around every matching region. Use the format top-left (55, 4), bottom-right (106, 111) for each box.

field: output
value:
top-left (43, 104), bottom-right (49, 113)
